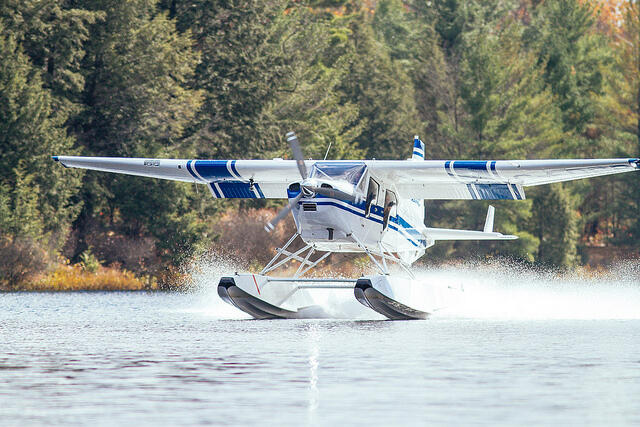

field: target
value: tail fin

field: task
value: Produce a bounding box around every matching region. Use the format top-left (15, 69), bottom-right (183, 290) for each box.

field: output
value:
top-left (411, 135), bottom-right (425, 160)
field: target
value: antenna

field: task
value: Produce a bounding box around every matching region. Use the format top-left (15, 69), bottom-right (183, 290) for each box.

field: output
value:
top-left (323, 141), bottom-right (332, 161)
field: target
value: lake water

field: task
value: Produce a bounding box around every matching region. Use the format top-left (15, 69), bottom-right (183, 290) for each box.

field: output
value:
top-left (2, 263), bottom-right (640, 426)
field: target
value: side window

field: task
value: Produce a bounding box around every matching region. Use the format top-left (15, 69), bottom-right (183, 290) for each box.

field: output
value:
top-left (382, 190), bottom-right (397, 230)
top-left (365, 178), bottom-right (379, 217)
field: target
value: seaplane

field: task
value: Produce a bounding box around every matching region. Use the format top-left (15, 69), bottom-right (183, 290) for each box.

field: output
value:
top-left (53, 133), bottom-right (640, 319)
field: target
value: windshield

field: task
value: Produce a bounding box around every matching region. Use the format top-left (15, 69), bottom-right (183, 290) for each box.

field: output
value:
top-left (310, 162), bottom-right (366, 186)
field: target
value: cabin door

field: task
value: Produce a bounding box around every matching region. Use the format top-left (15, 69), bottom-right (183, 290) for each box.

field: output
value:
top-left (365, 178), bottom-right (380, 218)
top-left (382, 190), bottom-right (397, 231)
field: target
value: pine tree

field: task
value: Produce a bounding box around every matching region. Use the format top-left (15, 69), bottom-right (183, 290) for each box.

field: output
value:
top-left (171, 0), bottom-right (363, 160)
top-left (70, 0), bottom-right (205, 268)
top-left (530, 184), bottom-right (579, 267)
top-left (0, 25), bottom-right (82, 242)
top-left (524, 0), bottom-right (612, 145)
top-left (338, 9), bottom-right (420, 159)
top-left (0, 0), bottom-right (102, 116)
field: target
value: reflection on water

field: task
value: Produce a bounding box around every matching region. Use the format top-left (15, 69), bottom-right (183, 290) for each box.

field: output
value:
top-left (307, 323), bottom-right (320, 424)
top-left (1, 262), bottom-right (639, 425)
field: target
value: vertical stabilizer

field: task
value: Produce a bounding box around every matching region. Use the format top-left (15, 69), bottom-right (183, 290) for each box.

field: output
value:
top-left (484, 205), bottom-right (495, 233)
top-left (411, 135), bottom-right (425, 160)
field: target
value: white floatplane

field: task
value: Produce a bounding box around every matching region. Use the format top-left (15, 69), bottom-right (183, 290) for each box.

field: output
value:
top-left (53, 133), bottom-right (639, 319)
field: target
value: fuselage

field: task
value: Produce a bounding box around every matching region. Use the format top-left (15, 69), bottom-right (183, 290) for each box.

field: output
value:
top-left (289, 162), bottom-right (430, 265)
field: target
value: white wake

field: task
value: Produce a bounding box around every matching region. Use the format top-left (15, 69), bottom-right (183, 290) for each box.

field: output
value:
top-left (183, 254), bottom-right (640, 320)
top-left (420, 261), bottom-right (640, 320)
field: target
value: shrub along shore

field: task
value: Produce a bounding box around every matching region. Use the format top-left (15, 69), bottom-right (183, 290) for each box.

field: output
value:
top-left (4, 261), bottom-right (154, 292)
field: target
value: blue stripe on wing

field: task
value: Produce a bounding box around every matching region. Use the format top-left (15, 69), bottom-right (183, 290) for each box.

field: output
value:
top-left (217, 182), bottom-right (261, 198)
top-left (193, 160), bottom-right (233, 180)
top-left (475, 184), bottom-right (514, 200)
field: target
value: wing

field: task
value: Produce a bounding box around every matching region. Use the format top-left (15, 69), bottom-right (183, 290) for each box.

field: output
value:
top-left (54, 155), bottom-right (639, 201)
top-left (53, 156), bottom-right (300, 198)
top-left (367, 158), bottom-right (639, 200)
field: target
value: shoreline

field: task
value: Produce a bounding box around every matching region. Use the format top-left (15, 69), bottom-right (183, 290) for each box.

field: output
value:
top-left (4, 257), bottom-right (638, 292)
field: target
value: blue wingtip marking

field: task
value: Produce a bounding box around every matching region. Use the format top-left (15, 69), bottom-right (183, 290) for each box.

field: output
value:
top-left (453, 161), bottom-right (490, 170)
top-left (230, 160), bottom-right (242, 179)
top-left (186, 160), bottom-right (198, 180)
top-left (52, 156), bottom-right (59, 162)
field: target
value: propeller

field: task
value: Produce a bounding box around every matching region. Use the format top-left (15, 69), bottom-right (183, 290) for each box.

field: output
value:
top-left (264, 192), bottom-right (303, 232)
top-left (265, 131), bottom-right (307, 232)
top-left (287, 131), bottom-right (307, 179)
top-left (265, 131), bottom-right (357, 232)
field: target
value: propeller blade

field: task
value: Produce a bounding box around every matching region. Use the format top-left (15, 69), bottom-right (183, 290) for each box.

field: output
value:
top-left (264, 192), bottom-right (303, 232)
top-left (286, 131), bottom-right (307, 180)
top-left (308, 186), bottom-right (357, 204)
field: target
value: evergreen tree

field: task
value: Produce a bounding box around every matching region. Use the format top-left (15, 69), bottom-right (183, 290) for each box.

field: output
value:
top-left (530, 184), bottom-right (579, 267)
top-left (339, 9), bottom-right (420, 159)
top-left (0, 25), bottom-right (82, 242)
top-left (171, 0), bottom-right (362, 160)
top-left (604, 1), bottom-right (640, 249)
top-left (0, 0), bottom-right (102, 116)
top-left (71, 0), bottom-right (205, 269)
top-left (524, 0), bottom-right (612, 145)
top-left (459, 23), bottom-right (564, 158)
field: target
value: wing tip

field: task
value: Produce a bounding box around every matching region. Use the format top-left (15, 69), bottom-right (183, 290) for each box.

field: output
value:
top-left (52, 155), bottom-right (69, 168)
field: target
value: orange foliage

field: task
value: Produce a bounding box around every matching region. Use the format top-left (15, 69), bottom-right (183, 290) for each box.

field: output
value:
top-left (23, 262), bottom-right (150, 291)
top-left (584, 0), bottom-right (628, 36)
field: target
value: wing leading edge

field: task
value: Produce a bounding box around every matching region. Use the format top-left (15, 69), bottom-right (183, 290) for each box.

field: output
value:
top-left (52, 156), bottom-right (301, 199)
top-left (368, 158), bottom-right (639, 200)
top-left (53, 156), bottom-right (639, 201)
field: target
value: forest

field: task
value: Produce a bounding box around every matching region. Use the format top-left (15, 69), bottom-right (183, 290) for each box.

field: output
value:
top-left (0, 0), bottom-right (638, 290)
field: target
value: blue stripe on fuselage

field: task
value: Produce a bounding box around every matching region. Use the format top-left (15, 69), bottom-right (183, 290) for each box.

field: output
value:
top-left (311, 200), bottom-right (424, 247)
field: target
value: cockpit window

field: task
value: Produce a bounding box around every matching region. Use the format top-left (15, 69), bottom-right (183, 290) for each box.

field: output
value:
top-left (310, 162), bottom-right (366, 186)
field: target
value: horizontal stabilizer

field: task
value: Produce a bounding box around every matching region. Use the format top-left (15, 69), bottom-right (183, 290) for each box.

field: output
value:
top-left (422, 227), bottom-right (517, 241)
